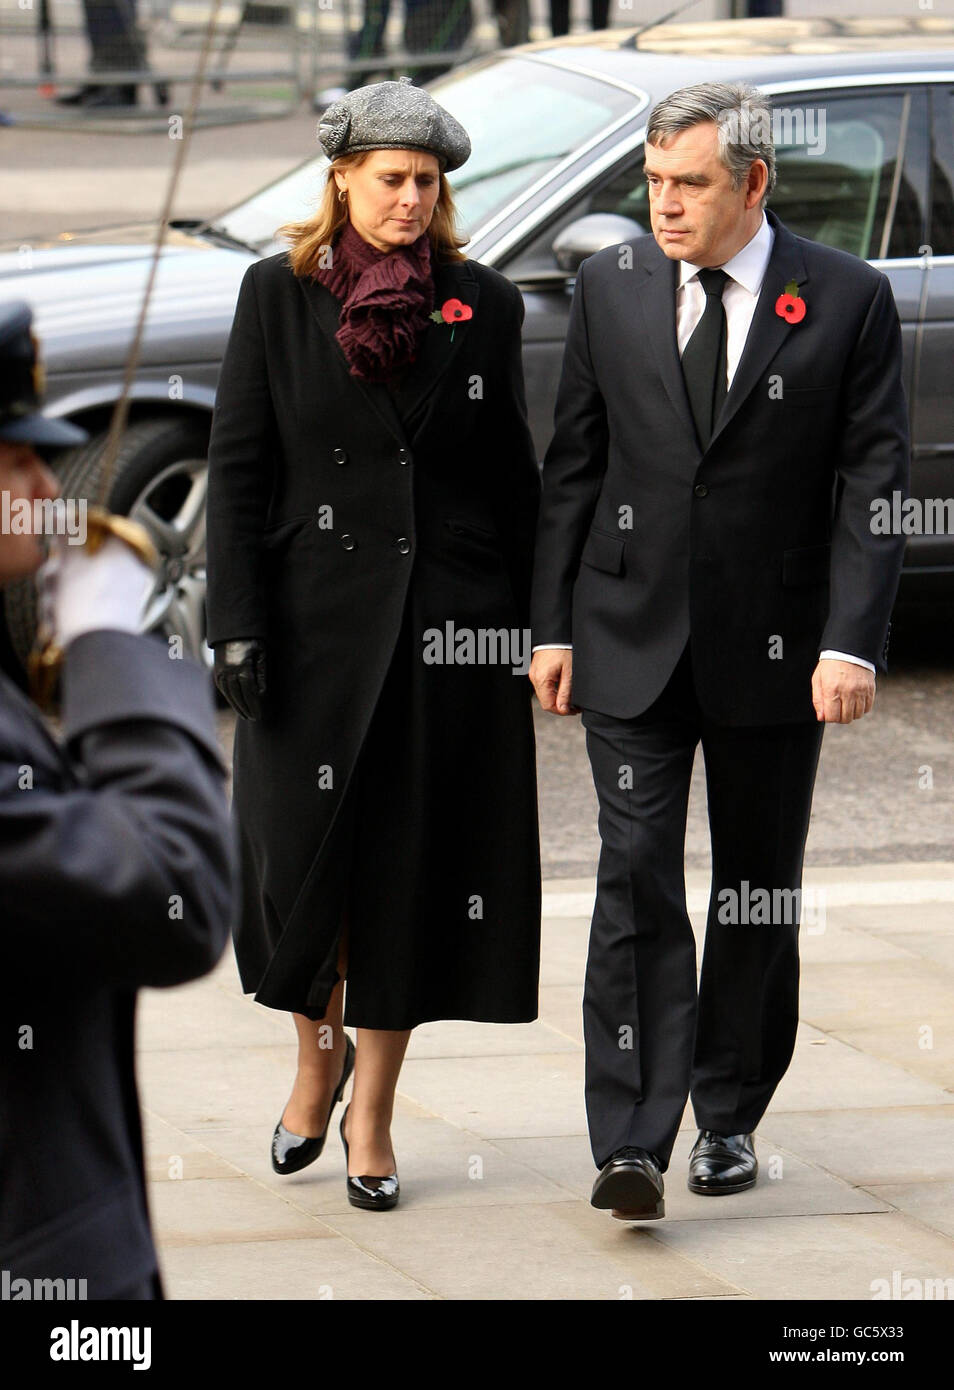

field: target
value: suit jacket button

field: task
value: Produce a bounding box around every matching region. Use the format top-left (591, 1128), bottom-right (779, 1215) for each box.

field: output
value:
top-left (341, 534), bottom-right (356, 551)
top-left (398, 448), bottom-right (409, 465)
top-left (334, 447), bottom-right (348, 465)
top-left (694, 483), bottom-right (709, 498)
top-left (396, 536), bottom-right (411, 554)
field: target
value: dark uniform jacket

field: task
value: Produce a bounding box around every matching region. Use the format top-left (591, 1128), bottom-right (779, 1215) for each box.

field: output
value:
top-left (0, 630), bottom-right (234, 1298)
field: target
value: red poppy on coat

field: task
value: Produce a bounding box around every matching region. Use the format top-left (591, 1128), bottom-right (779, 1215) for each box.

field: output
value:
top-left (439, 298), bottom-right (473, 324)
top-left (775, 280), bottom-right (807, 324)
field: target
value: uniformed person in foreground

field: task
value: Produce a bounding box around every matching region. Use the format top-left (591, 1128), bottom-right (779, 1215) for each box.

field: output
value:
top-left (0, 301), bottom-right (236, 1300)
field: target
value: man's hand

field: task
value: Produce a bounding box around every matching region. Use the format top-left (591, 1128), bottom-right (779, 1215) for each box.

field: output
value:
top-left (530, 649), bottom-right (579, 715)
top-left (811, 658), bottom-right (875, 724)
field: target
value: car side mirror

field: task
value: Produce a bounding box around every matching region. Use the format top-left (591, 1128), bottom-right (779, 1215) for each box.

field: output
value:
top-left (552, 213), bottom-right (648, 274)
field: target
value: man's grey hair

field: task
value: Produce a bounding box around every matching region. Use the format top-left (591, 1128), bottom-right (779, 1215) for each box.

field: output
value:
top-left (646, 81), bottom-right (777, 207)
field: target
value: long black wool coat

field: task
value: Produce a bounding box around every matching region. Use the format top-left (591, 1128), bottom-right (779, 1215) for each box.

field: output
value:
top-left (206, 244), bottom-right (542, 1028)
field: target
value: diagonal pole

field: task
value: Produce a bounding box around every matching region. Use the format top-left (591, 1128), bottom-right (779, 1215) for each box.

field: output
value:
top-left (95, 0), bottom-right (226, 506)
top-left (29, 0), bottom-right (227, 707)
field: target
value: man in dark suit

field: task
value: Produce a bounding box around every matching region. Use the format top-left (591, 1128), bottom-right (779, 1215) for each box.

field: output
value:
top-left (529, 82), bottom-right (909, 1221)
top-left (0, 302), bottom-right (235, 1297)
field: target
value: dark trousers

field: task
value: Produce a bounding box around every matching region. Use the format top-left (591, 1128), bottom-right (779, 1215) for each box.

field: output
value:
top-left (346, 0), bottom-right (527, 86)
top-left (580, 642), bottom-right (824, 1172)
top-left (348, 0), bottom-right (475, 85)
top-left (550, 0), bottom-right (609, 37)
top-left (82, 0), bottom-right (146, 71)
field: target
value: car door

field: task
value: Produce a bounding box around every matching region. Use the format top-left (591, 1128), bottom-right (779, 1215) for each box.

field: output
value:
top-left (909, 82), bottom-right (954, 588)
top-left (768, 85), bottom-right (929, 416)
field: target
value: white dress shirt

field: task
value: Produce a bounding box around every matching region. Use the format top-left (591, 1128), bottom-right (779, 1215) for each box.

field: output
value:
top-left (533, 213), bottom-right (874, 675)
top-left (675, 209), bottom-right (774, 387)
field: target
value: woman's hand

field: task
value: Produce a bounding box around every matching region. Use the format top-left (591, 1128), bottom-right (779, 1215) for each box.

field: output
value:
top-left (214, 639), bottom-right (267, 721)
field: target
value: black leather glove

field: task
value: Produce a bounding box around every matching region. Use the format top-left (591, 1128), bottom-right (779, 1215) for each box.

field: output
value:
top-left (213, 639), bottom-right (267, 721)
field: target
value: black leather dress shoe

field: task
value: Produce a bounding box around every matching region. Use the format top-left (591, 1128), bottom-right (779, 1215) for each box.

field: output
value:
top-left (339, 1104), bottom-right (399, 1211)
top-left (688, 1130), bottom-right (757, 1194)
top-left (271, 1033), bottom-right (355, 1175)
top-left (56, 84), bottom-right (138, 108)
top-left (54, 84), bottom-right (103, 105)
top-left (590, 1146), bottom-right (665, 1220)
top-left (80, 85), bottom-right (139, 109)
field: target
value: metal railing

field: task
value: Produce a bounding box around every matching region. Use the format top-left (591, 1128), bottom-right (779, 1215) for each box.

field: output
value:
top-left (0, 0), bottom-right (521, 126)
top-left (0, 0), bottom-right (737, 127)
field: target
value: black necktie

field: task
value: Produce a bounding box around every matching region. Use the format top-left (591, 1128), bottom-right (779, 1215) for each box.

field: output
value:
top-left (680, 267), bottom-right (729, 450)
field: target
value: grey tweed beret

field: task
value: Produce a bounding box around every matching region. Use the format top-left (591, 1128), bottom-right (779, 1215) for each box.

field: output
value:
top-left (317, 76), bottom-right (471, 173)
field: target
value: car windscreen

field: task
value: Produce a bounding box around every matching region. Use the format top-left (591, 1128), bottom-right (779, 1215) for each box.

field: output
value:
top-left (210, 55), bottom-right (644, 253)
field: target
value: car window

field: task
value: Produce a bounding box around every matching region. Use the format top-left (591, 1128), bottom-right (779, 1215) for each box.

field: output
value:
top-left (214, 56), bottom-right (642, 254)
top-left (505, 87), bottom-right (927, 279)
top-left (502, 144), bottom-right (649, 281)
top-left (428, 57), bottom-right (645, 238)
top-left (768, 91), bottom-right (927, 260)
top-left (930, 87), bottom-right (954, 256)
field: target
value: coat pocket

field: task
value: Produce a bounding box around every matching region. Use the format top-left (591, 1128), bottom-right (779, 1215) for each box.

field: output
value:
top-left (580, 526), bottom-right (625, 576)
top-left (782, 542), bottom-right (831, 587)
top-left (445, 518), bottom-right (500, 543)
top-left (262, 515), bottom-right (315, 551)
top-left (443, 518), bottom-right (509, 568)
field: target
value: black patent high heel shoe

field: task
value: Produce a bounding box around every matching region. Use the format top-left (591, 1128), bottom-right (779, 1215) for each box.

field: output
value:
top-left (271, 1033), bottom-right (355, 1175)
top-left (339, 1103), bottom-right (400, 1210)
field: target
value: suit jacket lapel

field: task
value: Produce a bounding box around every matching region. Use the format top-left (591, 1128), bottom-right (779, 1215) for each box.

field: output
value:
top-left (632, 210), bottom-right (808, 452)
top-left (392, 258), bottom-right (479, 427)
top-left (297, 253), bottom-right (478, 444)
top-left (709, 211), bottom-right (808, 448)
top-left (633, 249), bottom-right (696, 450)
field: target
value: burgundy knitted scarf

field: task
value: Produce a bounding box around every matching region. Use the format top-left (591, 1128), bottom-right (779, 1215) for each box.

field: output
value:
top-left (311, 217), bottom-right (434, 383)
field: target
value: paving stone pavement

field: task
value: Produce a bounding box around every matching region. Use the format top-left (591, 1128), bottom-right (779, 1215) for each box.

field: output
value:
top-left (138, 862), bottom-right (954, 1301)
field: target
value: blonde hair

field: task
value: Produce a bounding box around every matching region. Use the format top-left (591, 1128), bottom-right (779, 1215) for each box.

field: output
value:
top-left (277, 152), bottom-right (468, 277)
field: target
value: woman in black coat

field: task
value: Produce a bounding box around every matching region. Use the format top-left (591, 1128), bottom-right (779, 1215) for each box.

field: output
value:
top-left (205, 79), bottom-right (542, 1208)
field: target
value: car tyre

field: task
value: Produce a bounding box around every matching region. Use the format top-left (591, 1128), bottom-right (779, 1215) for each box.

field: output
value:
top-left (4, 415), bottom-right (213, 674)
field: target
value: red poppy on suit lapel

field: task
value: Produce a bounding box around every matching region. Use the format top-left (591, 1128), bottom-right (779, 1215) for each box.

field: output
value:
top-left (429, 297), bottom-right (473, 342)
top-left (775, 280), bottom-right (806, 324)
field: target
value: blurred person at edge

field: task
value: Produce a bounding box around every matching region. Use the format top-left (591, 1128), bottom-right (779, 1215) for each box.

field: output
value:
top-left (550, 0), bottom-right (609, 40)
top-left (51, 0), bottom-right (163, 110)
top-left (344, 0), bottom-right (528, 88)
top-left (205, 78), bottom-right (541, 1211)
top-left (0, 302), bottom-right (236, 1299)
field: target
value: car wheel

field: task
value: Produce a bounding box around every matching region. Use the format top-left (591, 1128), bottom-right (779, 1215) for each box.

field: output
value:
top-left (4, 416), bottom-right (212, 672)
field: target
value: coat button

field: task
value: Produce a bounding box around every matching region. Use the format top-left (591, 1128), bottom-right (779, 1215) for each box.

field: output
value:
top-left (694, 483), bottom-right (709, 498)
top-left (333, 447), bottom-right (347, 465)
top-left (398, 447), bottom-right (409, 465)
top-left (395, 537), bottom-right (410, 554)
top-left (341, 534), bottom-right (356, 550)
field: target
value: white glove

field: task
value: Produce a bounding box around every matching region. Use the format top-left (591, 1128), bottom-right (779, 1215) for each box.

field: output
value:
top-left (37, 531), bottom-right (156, 650)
